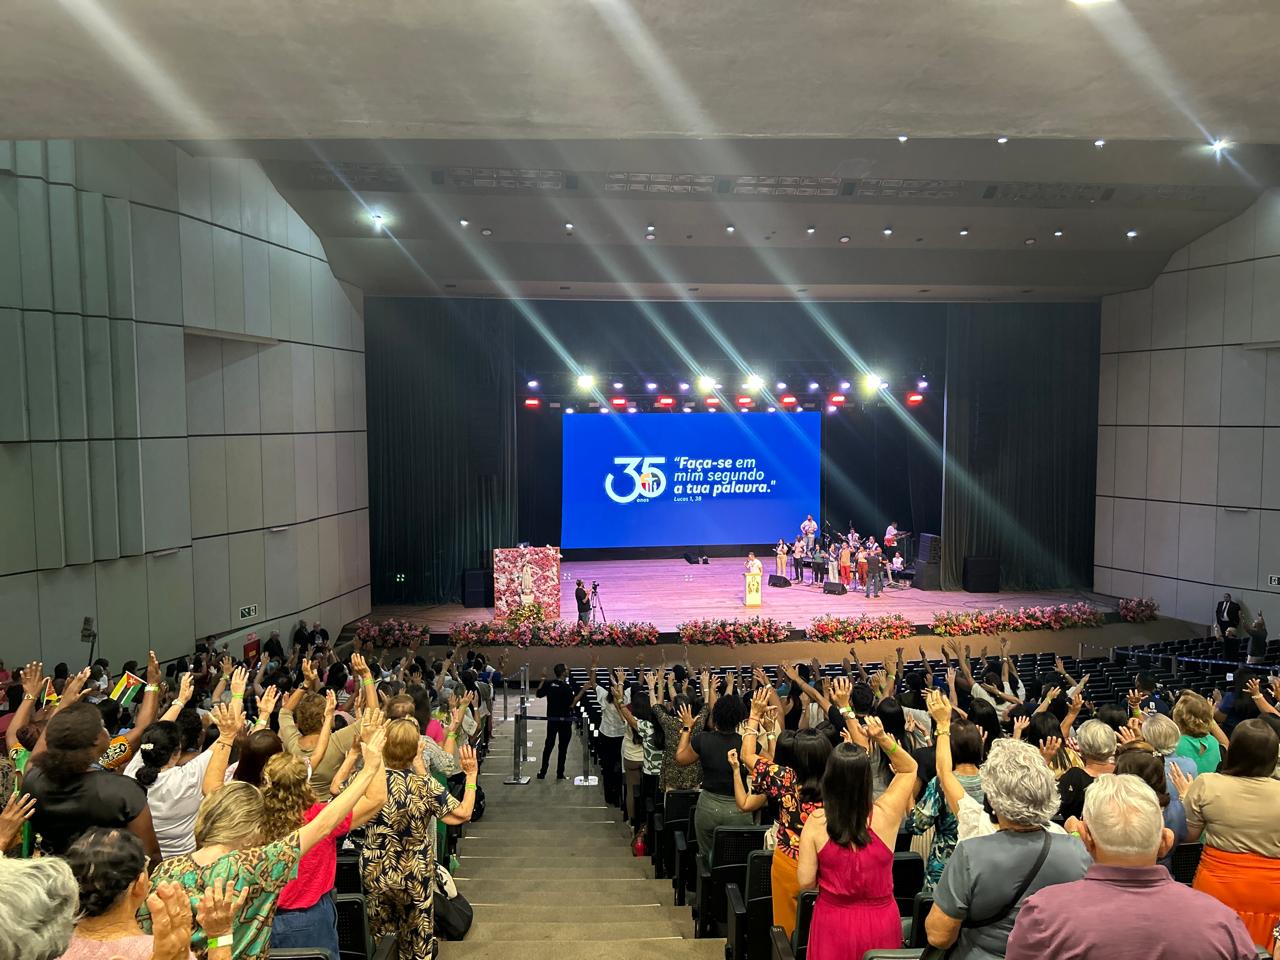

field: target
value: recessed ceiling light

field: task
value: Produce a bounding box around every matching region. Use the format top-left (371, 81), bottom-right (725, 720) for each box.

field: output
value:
top-left (839, 235), bottom-right (850, 244)
top-left (645, 382), bottom-right (657, 391)
top-left (645, 233), bottom-right (655, 241)
top-left (564, 222), bottom-right (574, 230)
top-left (996, 136), bottom-right (1009, 144)
top-left (898, 135), bottom-right (909, 143)
top-left (1093, 139), bottom-right (1106, 148)
top-left (480, 228), bottom-right (493, 237)
top-left (1211, 138), bottom-right (1232, 153)
top-left (806, 226), bottom-right (816, 235)
top-left (1024, 237), bottom-right (1037, 246)
top-left (882, 227), bottom-right (894, 237)
top-left (371, 213), bottom-right (385, 228)
top-left (459, 219), bottom-right (469, 227)
top-left (959, 228), bottom-right (970, 237)
top-left (612, 381), bottom-right (624, 390)
top-left (646, 224), bottom-right (655, 232)
top-left (527, 380), bottom-right (539, 388)
top-left (725, 224), bottom-right (735, 234)
top-left (776, 381), bottom-right (787, 390)
top-left (1053, 229), bottom-right (1064, 238)
top-left (1126, 229), bottom-right (1139, 239)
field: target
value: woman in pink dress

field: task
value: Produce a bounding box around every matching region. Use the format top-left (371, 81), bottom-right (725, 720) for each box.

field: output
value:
top-left (797, 717), bottom-right (918, 960)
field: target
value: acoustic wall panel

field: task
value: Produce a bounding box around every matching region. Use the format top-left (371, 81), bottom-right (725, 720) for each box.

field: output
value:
top-left (192, 535), bottom-right (231, 637)
top-left (210, 158), bottom-right (241, 231)
top-left (140, 438), bottom-right (192, 551)
top-left (242, 237), bottom-right (270, 338)
top-left (103, 197), bottom-right (134, 319)
top-left (114, 438), bottom-right (144, 556)
top-left (289, 250), bottom-right (312, 343)
top-left (135, 322), bottom-right (187, 438)
top-left (184, 334), bottom-right (225, 436)
top-left (23, 311), bottom-right (59, 440)
top-left (30, 442), bottom-right (66, 570)
top-left (178, 215), bottom-right (213, 328)
top-left (0, 574), bottom-right (41, 664)
top-left (0, 444), bottom-right (37, 575)
top-left (36, 563), bottom-right (97, 666)
top-left (53, 312), bottom-right (88, 439)
top-left (221, 340), bottom-right (261, 434)
top-left (212, 227), bottom-right (245, 333)
top-left (264, 525), bottom-right (298, 618)
top-left (294, 520), bottom-right (320, 609)
top-left (260, 434), bottom-right (296, 528)
top-left (129, 141), bottom-right (179, 209)
top-left (0, 308), bottom-right (26, 441)
top-left (1151, 270), bottom-right (1188, 349)
top-left (268, 244), bottom-right (291, 340)
top-left (290, 344), bottom-right (316, 432)
top-left (313, 348), bottom-right (336, 432)
top-left (78, 192), bottom-right (110, 317)
top-left (317, 515), bottom-right (340, 602)
top-left (88, 440), bottom-right (120, 560)
top-left (146, 547), bottom-right (194, 658)
top-left (240, 162), bottom-right (269, 238)
top-left (224, 434), bottom-right (263, 533)
top-left (109, 319), bottom-right (141, 438)
top-left (49, 184), bottom-right (83, 314)
top-left (0, 176), bottom-right (21, 309)
top-left (1223, 261), bottom-right (1254, 344)
top-left (293, 433), bottom-right (318, 523)
top-left (258, 342), bottom-right (293, 434)
top-left (83, 314), bottom-right (115, 439)
top-left (315, 432), bottom-right (337, 517)
top-left (188, 436), bottom-right (228, 539)
top-left (266, 186), bottom-right (288, 247)
top-left (17, 177), bottom-right (52, 310)
top-left (60, 441), bottom-right (94, 564)
top-left (227, 530), bottom-right (265, 629)
top-left (335, 432), bottom-right (355, 513)
top-left (176, 148), bottom-right (212, 221)
top-left (94, 556), bottom-right (149, 661)
top-left (131, 205), bottom-right (183, 326)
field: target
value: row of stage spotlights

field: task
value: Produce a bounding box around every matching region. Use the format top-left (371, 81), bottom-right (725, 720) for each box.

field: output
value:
top-left (528, 373), bottom-right (928, 394)
top-left (522, 386), bottom-right (927, 413)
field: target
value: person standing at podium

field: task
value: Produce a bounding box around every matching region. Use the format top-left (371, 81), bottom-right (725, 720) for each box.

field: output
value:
top-left (745, 553), bottom-right (763, 576)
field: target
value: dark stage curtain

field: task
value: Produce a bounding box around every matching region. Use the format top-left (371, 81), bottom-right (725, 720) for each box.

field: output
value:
top-left (365, 298), bottom-right (518, 604)
top-left (940, 303), bottom-right (1099, 591)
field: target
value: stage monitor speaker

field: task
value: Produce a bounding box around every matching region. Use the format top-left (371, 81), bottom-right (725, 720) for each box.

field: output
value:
top-left (962, 556), bottom-right (1000, 593)
top-left (768, 574), bottom-right (791, 588)
top-left (913, 560), bottom-right (942, 590)
top-left (917, 533), bottom-right (942, 564)
top-left (683, 552), bottom-right (700, 565)
top-left (462, 569), bottom-right (490, 608)
top-left (822, 581), bottom-right (847, 596)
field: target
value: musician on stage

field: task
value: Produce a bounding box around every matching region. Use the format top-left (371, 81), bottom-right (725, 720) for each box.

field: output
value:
top-left (855, 543), bottom-right (868, 589)
top-left (884, 521), bottom-right (899, 548)
top-left (791, 535), bottom-right (807, 582)
top-left (811, 542), bottom-right (827, 585)
top-left (775, 539), bottom-right (789, 577)
top-left (801, 514), bottom-right (818, 551)
top-left (838, 541), bottom-right (853, 587)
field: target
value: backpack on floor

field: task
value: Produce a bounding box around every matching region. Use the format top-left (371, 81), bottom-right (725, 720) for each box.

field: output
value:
top-left (434, 863), bottom-right (474, 941)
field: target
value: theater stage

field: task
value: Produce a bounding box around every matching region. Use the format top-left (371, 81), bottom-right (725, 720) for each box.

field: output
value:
top-left (375, 557), bottom-right (1117, 635)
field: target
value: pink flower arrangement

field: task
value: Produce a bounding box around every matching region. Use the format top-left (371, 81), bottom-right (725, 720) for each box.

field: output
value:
top-left (354, 617), bottom-right (429, 649)
top-left (677, 618), bottom-right (793, 647)
top-left (806, 614), bottom-right (915, 645)
top-left (930, 603), bottom-right (1105, 637)
top-left (449, 620), bottom-right (660, 649)
top-left (1118, 597), bottom-right (1159, 623)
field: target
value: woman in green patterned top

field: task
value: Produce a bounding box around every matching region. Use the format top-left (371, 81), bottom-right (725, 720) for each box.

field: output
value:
top-left (142, 725), bottom-right (387, 960)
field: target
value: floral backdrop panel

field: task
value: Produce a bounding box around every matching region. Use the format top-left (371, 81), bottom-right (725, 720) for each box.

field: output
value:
top-left (493, 546), bottom-right (561, 619)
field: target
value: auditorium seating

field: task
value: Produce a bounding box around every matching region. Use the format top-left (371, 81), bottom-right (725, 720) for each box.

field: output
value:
top-left (1170, 842), bottom-right (1205, 886)
top-left (693, 825), bottom-right (771, 937)
top-left (726, 849), bottom-right (774, 960)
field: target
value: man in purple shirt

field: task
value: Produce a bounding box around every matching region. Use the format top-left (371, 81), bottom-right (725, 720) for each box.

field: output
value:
top-left (1007, 774), bottom-right (1255, 960)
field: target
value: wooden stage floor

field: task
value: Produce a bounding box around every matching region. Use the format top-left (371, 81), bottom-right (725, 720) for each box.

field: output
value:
top-left (376, 557), bottom-right (1112, 634)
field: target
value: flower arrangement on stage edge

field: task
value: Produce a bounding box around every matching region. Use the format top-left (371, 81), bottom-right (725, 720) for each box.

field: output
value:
top-left (505, 601), bottom-right (546, 627)
top-left (807, 613), bottom-right (915, 645)
top-left (930, 602), bottom-right (1105, 637)
top-left (449, 619), bottom-right (660, 649)
top-left (677, 617), bottom-right (793, 647)
top-left (353, 617), bottom-right (429, 650)
top-left (1118, 597), bottom-right (1159, 623)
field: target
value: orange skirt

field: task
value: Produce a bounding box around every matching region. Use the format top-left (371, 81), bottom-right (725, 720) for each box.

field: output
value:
top-left (1194, 844), bottom-right (1280, 948)
top-left (771, 846), bottom-right (801, 936)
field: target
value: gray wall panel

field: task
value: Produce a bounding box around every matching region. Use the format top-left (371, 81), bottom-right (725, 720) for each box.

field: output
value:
top-left (31, 443), bottom-right (66, 569)
top-left (36, 564), bottom-right (96, 667)
top-left (290, 344), bottom-right (316, 432)
top-left (178, 215), bottom-right (213, 328)
top-left (315, 432), bottom-right (338, 517)
top-left (75, 140), bottom-right (130, 204)
top-left (212, 227), bottom-right (245, 333)
top-left (15, 142), bottom-right (45, 178)
top-left (268, 245), bottom-right (291, 340)
top-left (294, 520), bottom-right (320, 610)
top-left (332, 349), bottom-right (353, 431)
top-left (0, 444), bottom-right (36, 575)
top-left (317, 515), bottom-right (340, 602)
top-left (175, 149), bottom-right (211, 221)
top-left (109, 319), bottom-right (140, 437)
top-left (242, 237), bottom-right (270, 338)
top-left (289, 250), bottom-right (313, 343)
top-left (0, 308), bottom-right (27, 440)
top-left (129, 142), bottom-right (179, 209)
top-left (258, 342), bottom-right (293, 434)
top-left (293, 433), bottom-right (318, 523)
top-left (45, 141), bottom-right (75, 185)
top-left (53, 312), bottom-right (88, 439)
top-left (49, 184), bottom-right (83, 314)
top-left (131, 205), bottom-right (183, 326)
top-left (210, 158), bottom-right (241, 231)
top-left (192, 535), bottom-right (231, 637)
top-left (140, 438), bottom-right (192, 551)
top-left (240, 162), bottom-right (269, 239)
top-left (0, 176), bottom-right (22, 309)
top-left (221, 340), bottom-right (261, 434)
top-left (188, 436), bottom-right (228, 539)
top-left (103, 197), bottom-right (134, 319)
top-left (22, 311), bottom-right (59, 440)
top-left (264, 526), bottom-right (298, 618)
top-left (227, 530), bottom-right (265, 629)
top-left (184, 335), bottom-right (225, 436)
top-left (114, 438), bottom-right (144, 555)
top-left (260, 434), bottom-right (296, 528)
top-left (82, 314), bottom-right (114, 439)
top-left (94, 556), bottom-right (149, 661)
top-left (266, 186), bottom-right (288, 246)
top-left (146, 547), bottom-right (194, 659)
top-left (59, 441), bottom-right (94, 564)
top-left (88, 440), bottom-right (120, 560)
top-left (313, 348), bottom-right (336, 432)
top-left (135, 322), bottom-right (187, 438)
top-left (17, 178), bottom-right (52, 310)
top-left (0, 573), bottom-right (42, 663)
top-left (225, 435), bottom-right (263, 533)
top-left (339, 511), bottom-right (358, 593)
top-left (335, 432), bottom-right (355, 513)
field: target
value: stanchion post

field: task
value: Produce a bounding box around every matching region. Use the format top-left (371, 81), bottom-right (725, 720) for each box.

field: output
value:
top-left (573, 706), bottom-right (598, 787)
top-left (504, 664), bottom-right (531, 785)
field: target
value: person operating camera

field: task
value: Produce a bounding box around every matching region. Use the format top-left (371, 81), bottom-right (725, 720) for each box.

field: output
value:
top-left (575, 579), bottom-right (591, 624)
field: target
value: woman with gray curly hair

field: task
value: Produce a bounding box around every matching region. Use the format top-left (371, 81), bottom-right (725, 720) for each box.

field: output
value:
top-left (0, 855), bottom-right (79, 960)
top-left (926, 738), bottom-right (1090, 959)
top-left (1055, 719), bottom-right (1116, 822)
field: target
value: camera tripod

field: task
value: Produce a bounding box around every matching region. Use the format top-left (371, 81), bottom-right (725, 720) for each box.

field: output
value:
top-left (590, 583), bottom-right (608, 624)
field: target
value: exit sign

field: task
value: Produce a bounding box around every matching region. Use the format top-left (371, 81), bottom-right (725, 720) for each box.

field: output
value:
top-left (1269, 575), bottom-right (1280, 587)
top-left (239, 604), bottom-right (258, 621)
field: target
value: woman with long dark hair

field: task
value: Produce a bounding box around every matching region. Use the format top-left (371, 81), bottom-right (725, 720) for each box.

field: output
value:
top-left (796, 715), bottom-right (918, 960)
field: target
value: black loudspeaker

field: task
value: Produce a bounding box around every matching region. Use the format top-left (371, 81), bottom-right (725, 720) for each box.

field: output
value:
top-left (917, 533), bottom-right (942, 564)
top-left (822, 581), bottom-right (847, 595)
top-left (462, 569), bottom-right (490, 608)
top-left (913, 561), bottom-right (942, 590)
top-left (768, 574), bottom-right (791, 588)
top-left (683, 552), bottom-right (700, 565)
top-left (962, 556), bottom-right (1000, 593)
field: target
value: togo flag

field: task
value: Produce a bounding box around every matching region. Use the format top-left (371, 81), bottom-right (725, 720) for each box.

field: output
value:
top-left (110, 671), bottom-right (145, 706)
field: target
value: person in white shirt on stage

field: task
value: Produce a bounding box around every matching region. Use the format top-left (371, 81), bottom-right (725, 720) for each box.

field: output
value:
top-left (775, 539), bottom-right (789, 577)
top-left (745, 552), bottom-right (763, 576)
top-left (884, 521), bottom-right (899, 548)
top-left (801, 514), bottom-right (818, 551)
top-left (791, 536), bottom-right (807, 583)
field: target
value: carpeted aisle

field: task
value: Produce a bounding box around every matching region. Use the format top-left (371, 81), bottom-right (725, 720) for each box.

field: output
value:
top-left (442, 705), bottom-right (725, 960)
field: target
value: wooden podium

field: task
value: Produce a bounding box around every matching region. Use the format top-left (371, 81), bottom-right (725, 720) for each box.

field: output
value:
top-left (743, 570), bottom-right (762, 607)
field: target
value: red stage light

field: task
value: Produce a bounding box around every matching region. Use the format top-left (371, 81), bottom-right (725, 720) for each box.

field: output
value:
top-left (736, 395), bottom-right (753, 406)
top-left (829, 393), bottom-right (846, 404)
top-left (704, 396), bottom-right (720, 406)
top-left (523, 397), bottom-right (540, 408)
top-left (656, 396), bottom-right (675, 407)
top-left (610, 396), bottom-right (628, 407)
top-left (780, 395), bottom-right (797, 405)
top-left (906, 392), bottom-right (925, 406)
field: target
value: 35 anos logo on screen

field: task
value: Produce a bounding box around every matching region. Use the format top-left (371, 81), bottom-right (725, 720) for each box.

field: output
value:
top-left (605, 456), bottom-right (667, 503)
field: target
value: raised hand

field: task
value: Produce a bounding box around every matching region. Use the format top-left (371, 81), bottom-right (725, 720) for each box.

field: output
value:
top-left (175, 672), bottom-right (195, 707)
top-left (20, 661), bottom-right (45, 698)
top-left (360, 705), bottom-right (387, 743)
top-left (1245, 677), bottom-right (1263, 699)
top-left (750, 687), bottom-right (771, 720)
top-left (351, 652), bottom-right (372, 680)
top-left (1038, 736), bottom-right (1063, 765)
top-left (458, 744), bottom-right (479, 775)
top-left (863, 715), bottom-right (887, 742)
top-left (1043, 686), bottom-right (1062, 703)
top-left (258, 684), bottom-right (280, 717)
top-left (676, 703), bottom-right (695, 729)
top-left (831, 676), bottom-right (852, 709)
top-left (945, 666), bottom-right (958, 690)
top-left (0, 793), bottom-right (35, 851)
top-left (230, 666), bottom-right (249, 699)
top-left (147, 882), bottom-right (195, 960)
top-left (361, 725), bottom-right (388, 768)
top-left (1116, 724), bottom-right (1140, 745)
top-left (211, 701), bottom-right (242, 740)
top-left (301, 658), bottom-right (318, 687)
top-left (726, 748), bottom-right (739, 768)
top-left (1168, 762), bottom-right (1194, 800)
top-left (1054, 656), bottom-right (1066, 674)
top-left (220, 654), bottom-right (234, 678)
top-left (59, 666), bottom-right (93, 706)
top-left (195, 877), bottom-right (248, 943)
top-left (926, 688), bottom-right (951, 725)
top-left (324, 689), bottom-right (337, 719)
top-left (1012, 715), bottom-right (1030, 740)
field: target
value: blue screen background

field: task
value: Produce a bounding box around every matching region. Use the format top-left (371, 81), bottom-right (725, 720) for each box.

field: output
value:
top-left (560, 411), bottom-right (821, 549)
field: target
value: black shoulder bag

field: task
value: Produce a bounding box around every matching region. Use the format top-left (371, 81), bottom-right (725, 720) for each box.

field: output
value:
top-left (920, 829), bottom-right (1053, 960)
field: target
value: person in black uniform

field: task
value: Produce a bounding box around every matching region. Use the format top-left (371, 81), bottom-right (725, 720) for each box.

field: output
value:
top-left (575, 579), bottom-right (591, 624)
top-left (536, 663), bottom-right (586, 780)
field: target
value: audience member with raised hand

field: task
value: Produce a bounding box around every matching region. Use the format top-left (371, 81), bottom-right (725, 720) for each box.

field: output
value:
top-left (1141, 712), bottom-right (1199, 795)
top-left (361, 725), bottom-right (479, 960)
top-left (676, 685), bottom-right (749, 866)
top-left (1172, 718), bottom-right (1280, 947)
top-left (1174, 691), bottom-right (1224, 774)
top-left (740, 684), bottom-right (832, 934)
top-left (263, 715), bottom-right (388, 957)
top-left (910, 688), bottom-right (987, 884)
top-left (795, 714), bottom-right (917, 960)
top-left (0, 791), bottom-right (35, 854)
top-left (142, 725), bottom-right (388, 960)
top-left (1006, 774), bottom-right (1255, 960)
top-left (1054, 720), bottom-right (1116, 821)
top-left (97, 652), bottom-right (167, 772)
top-left (652, 674), bottom-right (705, 792)
top-left (126, 700), bottom-right (243, 859)
top-left (926, 737), bottom-right (1090, 958)
top-left (279, 674), bottom-right (364, 801)
top-left (1112, 745), bottom-right (1187, 872)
